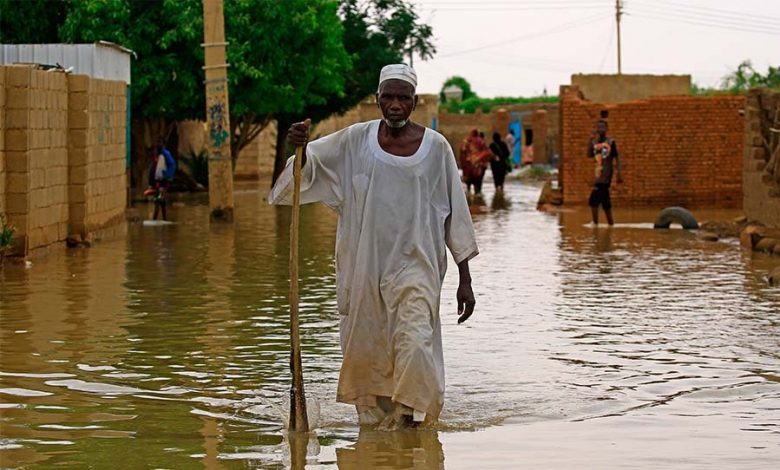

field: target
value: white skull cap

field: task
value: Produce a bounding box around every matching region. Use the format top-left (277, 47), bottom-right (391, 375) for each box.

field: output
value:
top-left (378, 64), bottom-right (417, 91)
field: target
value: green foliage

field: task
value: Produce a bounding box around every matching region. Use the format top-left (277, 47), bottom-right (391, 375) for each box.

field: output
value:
top-left (443, 95), bottom-right (558, 114)
top-left (226, 0), bottom-right (350, 119)
top-left (295, 0), bottom-right (436, 123)
top-left (438, 75), bottom-right (556, 114)
top-left (439, 76), bottom-right (476, 103)
top-left (721, 60), bottom-right (780, 91)
top-left (271, 0), bottom-right (436, 183)
top-left (60, 0), bottom-right (204, 121)
top-left (180, 150), bottom-right (209, 188)
top-left (1, 213), bottom-right (14, 253)
top-left (371, 0), bottom-right (435, 64)
top-left (229, 0), bottom-right (352, 163)
top-left (689, 83), bottom-right (739, 96)
top-left (0, 0), bottom-right (70, 44)
top-left (2, 0), bottom-right (435, 183)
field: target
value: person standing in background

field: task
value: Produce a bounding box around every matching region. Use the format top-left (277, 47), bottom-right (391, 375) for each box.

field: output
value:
top-left (488, 132), bottom-right (511, 192)
top-left (504, 129), bottom-right (516, 168)
top-left (587, 119), bottom-right (622, 225)
top-left (146, 138), bottom-right (177, 221)
top-left (460, 129), bottom-right (492, 195)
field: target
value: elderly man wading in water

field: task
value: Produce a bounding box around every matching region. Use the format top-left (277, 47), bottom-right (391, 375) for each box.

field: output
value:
top-left (269, 64), bottom-right (478, 428)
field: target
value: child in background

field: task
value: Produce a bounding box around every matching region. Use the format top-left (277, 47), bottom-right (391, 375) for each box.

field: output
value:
top-left (145, 138), bottom-right (177, 221)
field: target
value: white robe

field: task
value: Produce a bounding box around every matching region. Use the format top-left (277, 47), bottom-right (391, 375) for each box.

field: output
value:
top-left (269, 120), bottom-right (478, 418)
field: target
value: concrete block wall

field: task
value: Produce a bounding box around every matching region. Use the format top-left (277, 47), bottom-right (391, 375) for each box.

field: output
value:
top-left (0, 65), bottom-right (127, 255)
top-left (3, 66), bottom-right (70, 253)
top-left (560, 87), bottom-right (745, 208)
top-left (743, 89), bottom-right (780, 227)
top-left (571, 74), bottom-right (691, 104)
top-left (0, 67), bottom-right (5, 216)
top-left (83, 78), bottom-right (126, 233)
top-left (27, 69), bottom-right (69, 250)
top-left (234, 121), bottom-right (277, 179)
top-left (437, 109), bottom-right (493, 157)
top-left (177, 119), bottom-right (278, 180)
top-left (3, 66), bottom-right (34, 253)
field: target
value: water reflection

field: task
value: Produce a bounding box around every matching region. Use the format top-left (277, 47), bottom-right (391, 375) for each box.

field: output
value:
top-left (1, 180), bottom-right (779, 468)
top-left (336, 429), bottom-right (443, 470)
top-left (490, 191), bottom-right (511, 211)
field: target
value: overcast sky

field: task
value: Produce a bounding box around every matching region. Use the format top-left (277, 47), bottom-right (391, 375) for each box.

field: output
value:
top-left (409, 0), bottom-right (780, 97)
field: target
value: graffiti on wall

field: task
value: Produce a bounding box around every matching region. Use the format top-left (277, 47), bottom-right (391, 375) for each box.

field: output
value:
top-left (207, 98), bottom-right (229, 150)
top-left (206, 80), bottom-right (230, 156)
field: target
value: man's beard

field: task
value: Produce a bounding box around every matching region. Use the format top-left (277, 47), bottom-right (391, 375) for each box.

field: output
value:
top-left (383, 117), bottom-right (408, 129)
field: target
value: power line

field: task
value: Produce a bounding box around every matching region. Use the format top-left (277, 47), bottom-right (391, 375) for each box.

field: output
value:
top-left (419, 1), bottom-right (609, 5)
top-left (615, 0), bottom-right (622, 74)
top-left (417, 1), bottom-right (610, 12)
top-left (598, 16), bottom-right (615, 72)
top-left (629, 9), bottom-right (780, 36)
top-left (421, 7), bottom-right (609, 12)
top-left (634, 0), bottom-right (780, 25)
top-left (629, 3), bottom-right (780, 30)
top-left (438, 12), bottom-right (612, 57)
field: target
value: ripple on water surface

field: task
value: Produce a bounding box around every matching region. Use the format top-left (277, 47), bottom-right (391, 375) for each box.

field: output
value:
top-left (0, 180), bottom-right (778, 467)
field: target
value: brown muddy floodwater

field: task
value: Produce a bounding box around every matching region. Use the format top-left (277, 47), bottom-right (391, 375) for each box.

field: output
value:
top-left (1, 178), bottom-right (779, 469)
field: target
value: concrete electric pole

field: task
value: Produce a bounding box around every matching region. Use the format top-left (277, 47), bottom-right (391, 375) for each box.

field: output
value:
top-left (616, 0), bottom-right (623, 75)
top-left (202, 0), bottom-right (234, 222)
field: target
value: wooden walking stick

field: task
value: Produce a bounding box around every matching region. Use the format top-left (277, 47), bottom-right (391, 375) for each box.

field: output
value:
top-left (288, 119), bottom-right (311, 433)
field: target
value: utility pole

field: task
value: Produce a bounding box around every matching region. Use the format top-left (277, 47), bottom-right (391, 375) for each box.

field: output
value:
top-left (616, 0), bottom-right (623, 75)
top-left (202, 0), bottom-right (234, 222)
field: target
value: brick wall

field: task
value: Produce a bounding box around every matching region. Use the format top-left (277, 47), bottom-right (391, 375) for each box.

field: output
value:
top-left (0, 65), bottom-right (127, 255)
top-left (560, 88), bottom-right (745, 208)
top-left (743, 88), bottom-right (780, 227)
top-left (532, 109), bottom-right (549, 164)
top-left (439, 102), bottom-right (559, 162)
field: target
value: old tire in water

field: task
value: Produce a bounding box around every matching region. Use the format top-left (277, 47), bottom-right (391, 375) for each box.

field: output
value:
top-left (653, 207), bottom-right (699, 230)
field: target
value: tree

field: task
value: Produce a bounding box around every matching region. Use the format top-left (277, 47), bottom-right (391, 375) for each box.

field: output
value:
top-left (226, 0), bottom-right (350, 174)
top-left (372, 0), bottom-right (436, 66)
top-left (59, 0), bottom-right (350, 194)
top-left (4, 0), bottom-right (434, 190)
top-left (60, 0), bottom-right (206, 196)
top-left (270, 0), bottom-right (437, 184)
top-left (439, 76), bottom-right (476, 104)
top-left (0, 0), bottom-right (71, 44)
top-left (722, 60), bottom-right (780, 91)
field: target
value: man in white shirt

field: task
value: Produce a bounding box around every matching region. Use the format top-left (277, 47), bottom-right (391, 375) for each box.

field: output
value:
top-left (270, 64), bottom-right (478, 428)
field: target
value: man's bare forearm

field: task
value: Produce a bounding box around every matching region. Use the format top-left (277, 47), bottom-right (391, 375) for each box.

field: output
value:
top-left (457, 258), bottom-right (472, 284)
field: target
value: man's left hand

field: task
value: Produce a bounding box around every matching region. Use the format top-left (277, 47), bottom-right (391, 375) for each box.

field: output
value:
top-left (457, 282), bottom-right (476, 324)
top-left (616, 174), bottom-right (624, 184)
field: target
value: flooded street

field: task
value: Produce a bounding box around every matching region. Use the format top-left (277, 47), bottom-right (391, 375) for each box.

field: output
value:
top-left (1, 179), bottom-right (779, 468)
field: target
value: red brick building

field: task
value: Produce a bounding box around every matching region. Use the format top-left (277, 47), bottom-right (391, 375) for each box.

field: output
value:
top-left (559, 86), bottom-right (745, 208)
